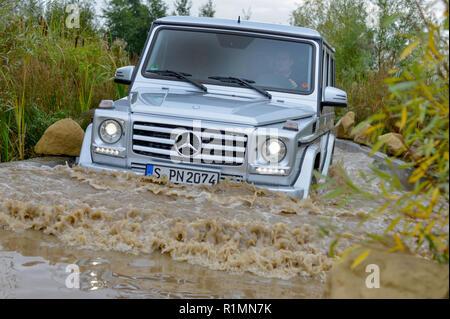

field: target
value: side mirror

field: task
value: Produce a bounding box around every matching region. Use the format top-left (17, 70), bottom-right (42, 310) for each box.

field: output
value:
top-left (321, 87), bottom-right (347, 107)
top-left (114, 66), bottom-right (135, 85)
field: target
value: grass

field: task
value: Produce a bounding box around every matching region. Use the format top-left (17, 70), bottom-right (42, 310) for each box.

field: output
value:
top-left (0, 0), bottom-right (131, 162)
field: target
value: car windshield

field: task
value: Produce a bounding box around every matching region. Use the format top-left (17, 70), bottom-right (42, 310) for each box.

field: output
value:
top-left (144, 28), bottom-right (315, 94)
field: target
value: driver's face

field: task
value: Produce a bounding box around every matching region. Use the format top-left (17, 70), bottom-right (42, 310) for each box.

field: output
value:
top-left (274, 52), bottom-right (294, 75)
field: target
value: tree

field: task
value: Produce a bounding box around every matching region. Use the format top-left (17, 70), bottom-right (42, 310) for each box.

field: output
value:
top-left (44, 0), bottom-right (98, 36)
top-left (103, 0), bottom-right (167, 56)
top-left (291, 0), bottom-right (373, 82)
top-left (290, 0), bottom-right (429, 122)
top-left (320, 0), bottom-right (449, 265)
top-left (15, 0), bottom-right (43, 20)
top-left (371, 0), bottom-right (424, 71)
top-left (147, 0), bottom-right (168, 22)
top-left (199, 0), bottom-right (215, 17)
top-left (290, 0), bottom-right (427, 80)
top-left (172, 0), bottom-right (191, 16)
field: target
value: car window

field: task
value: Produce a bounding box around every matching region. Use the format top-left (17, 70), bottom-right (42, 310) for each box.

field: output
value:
top-left (144, 28), bottom-right (314, 94)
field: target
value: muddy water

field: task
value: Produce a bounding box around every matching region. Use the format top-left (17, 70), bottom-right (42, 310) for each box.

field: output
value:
top-left (0, 147), bottom-right (412, 298)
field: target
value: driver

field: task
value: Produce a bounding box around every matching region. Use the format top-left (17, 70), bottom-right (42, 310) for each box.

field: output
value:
top-left (272, 50), bottom-right (299, 89)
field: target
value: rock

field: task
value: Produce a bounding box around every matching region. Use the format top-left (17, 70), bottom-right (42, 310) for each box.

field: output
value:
top-left (336, 112), bottom-right (355, 139)
top-left (352, 124), bottom-right (376, 146)
top-left (325, 244), bottom-right (449, 299)
top-left (34, 118), bottom-right (84, 156)
top-left (378, 133), bottom-right (406, 156)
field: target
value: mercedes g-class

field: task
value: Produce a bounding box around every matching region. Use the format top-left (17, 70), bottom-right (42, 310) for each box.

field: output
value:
top-left (77, 16), bottom-right (347, 199)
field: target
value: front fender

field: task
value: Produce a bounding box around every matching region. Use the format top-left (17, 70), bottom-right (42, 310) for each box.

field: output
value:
top-left (320, 133), bottom-right (335, 178)
top-left (76, 123), bottom-right (93, 166)
top-left (294, 142), bottom-right (320, 198)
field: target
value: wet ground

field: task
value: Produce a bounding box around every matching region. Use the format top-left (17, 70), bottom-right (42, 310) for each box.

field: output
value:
top-left (0, 145), bottom-right (440, 298)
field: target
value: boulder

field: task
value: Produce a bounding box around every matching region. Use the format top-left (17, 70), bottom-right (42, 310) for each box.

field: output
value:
top-left (336, 112), bottom-right (355, 139)
top-left (325, 245), bottom-right (449, 299)
top-left (378, 133), bottom-right (406, 156)
top-left (34, 118), bottom-right (84, 156)
top-left (351, 124), bottom-right (376, 146)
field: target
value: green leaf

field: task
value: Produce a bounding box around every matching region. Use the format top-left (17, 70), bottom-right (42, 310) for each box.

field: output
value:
top-left (370, 138), bottom-right (387, 156)
top-left (329, 238), bottom-right (339, 258)
top-left (324, 188), bottom-right (347, 200)
top-left (389, 81), bottom-right (417, 93)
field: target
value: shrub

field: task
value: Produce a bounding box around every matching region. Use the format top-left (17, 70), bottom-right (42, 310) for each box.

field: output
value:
top-left (318, 0), bottom-right (449, 265)
top-left (0, 0), bottom-right (130, 161)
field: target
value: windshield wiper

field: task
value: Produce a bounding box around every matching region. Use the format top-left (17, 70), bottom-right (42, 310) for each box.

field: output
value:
top-left (208, 76), bottom-right (272, 100)
top-left (146, 70), bottom-right (208, 93)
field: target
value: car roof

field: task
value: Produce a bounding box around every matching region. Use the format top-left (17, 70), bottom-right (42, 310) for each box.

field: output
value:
top-left (154, 16), bottom-right (323, 41)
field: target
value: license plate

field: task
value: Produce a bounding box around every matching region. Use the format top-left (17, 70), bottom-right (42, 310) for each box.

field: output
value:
top-left (145, 164), bottom-right (220, 185)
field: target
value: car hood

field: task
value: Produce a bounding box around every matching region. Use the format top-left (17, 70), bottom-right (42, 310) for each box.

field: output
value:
top-left (128, 88), bottom-right (315, 126)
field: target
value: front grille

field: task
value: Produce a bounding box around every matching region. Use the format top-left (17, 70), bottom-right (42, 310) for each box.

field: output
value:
top-left (132, 121), bottom-right (247, 166)
top-left (130, 162), bottom-right (146, 174)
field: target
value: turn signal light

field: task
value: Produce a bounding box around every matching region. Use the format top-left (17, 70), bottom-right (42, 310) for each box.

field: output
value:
top-left (283, 120), bottom-right (298, 131)
top-left (98, 100), bottom-right (114, 109)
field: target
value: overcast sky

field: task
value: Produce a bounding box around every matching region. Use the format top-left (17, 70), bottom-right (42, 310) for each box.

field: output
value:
top-left (97, 0), bottom-right (301, 25)
top-left (165, 0), bottom-right (301, 25)
top-left (96, 0), bottom-right (445, 26)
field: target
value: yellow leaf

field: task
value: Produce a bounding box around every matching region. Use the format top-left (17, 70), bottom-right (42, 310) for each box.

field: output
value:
top-left (351, 249), bottom-right (371, 269)
top-left (409, 168), bottom-right (425, 183)
top-left (430, 188), bottom-right (441, 207)
top-left (337, 244), bottom-right (361, 264)
top-left (419, 82), bottom-right (434, 101)
top-left (410, 212), bottom-right (429, 218)
top-left (394, 233), bottom-right (405, 251)
top-left (388, 246), bottom-right (400, 253)
top-left (428, 36), bottom-right (443, 59)
top-left (400, 39), bottom-right (420, 59)
top-left (409, 155), bottom-right (438, 183)
top-left (385, 216), bottom-right (402, 233)
top-left (411, 222), bottom-right (422, 236)
top-left (380, 183), bottom-right (399, 200)
top-left (399, 106), bottom-right (407, 130)
top-left (365, 123), bottom-right (383, 134)
top-left (418, 234), bottom-right (424, 244)
top-left (425, 219), bottom-right (437, 234)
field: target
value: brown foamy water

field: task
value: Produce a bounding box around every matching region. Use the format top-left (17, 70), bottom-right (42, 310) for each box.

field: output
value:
top-left (0, 147), bottom-right (426, 298)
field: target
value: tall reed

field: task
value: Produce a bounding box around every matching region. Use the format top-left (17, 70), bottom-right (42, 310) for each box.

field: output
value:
top-left (0, 0), bottom-right (131, 162)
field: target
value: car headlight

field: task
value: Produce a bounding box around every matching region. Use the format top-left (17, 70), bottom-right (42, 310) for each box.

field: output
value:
top-left (99, 119), bottom-right (122, 144)
top-left (261, 138), bottom-right (286, 163)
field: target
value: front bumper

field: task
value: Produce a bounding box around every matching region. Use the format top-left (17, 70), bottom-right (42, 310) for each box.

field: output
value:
top-left (77, 159), bottom-right (304, 199)
top-left (77, 124), bottom-right (310, 199)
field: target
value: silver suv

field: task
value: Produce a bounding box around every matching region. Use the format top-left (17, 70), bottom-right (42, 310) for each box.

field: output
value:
top-left (77, 16), bottom-right (347, 199)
